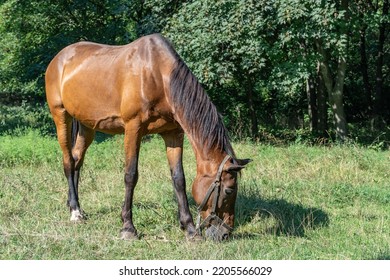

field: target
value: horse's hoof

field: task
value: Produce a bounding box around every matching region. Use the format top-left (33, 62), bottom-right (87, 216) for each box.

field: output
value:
top-left (70, 209), bottom-right (86, 222)
top-left (120, 230), bottom-right (139, 241)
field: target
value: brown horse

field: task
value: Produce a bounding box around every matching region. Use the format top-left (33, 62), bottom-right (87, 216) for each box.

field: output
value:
top-left (45, 34), bottom-right (250, 241)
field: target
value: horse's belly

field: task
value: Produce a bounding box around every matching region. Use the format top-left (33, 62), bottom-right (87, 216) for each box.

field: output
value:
top-left (61, 82), bottom-right (126, 134)
top-left (63, 97), bottom-right (125, 134)
top-left (81, 114), bottom-right (125, 134)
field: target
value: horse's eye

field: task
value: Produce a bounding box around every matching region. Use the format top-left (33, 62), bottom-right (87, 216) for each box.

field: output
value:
top-left (224, 188), bottom-right (235, 195)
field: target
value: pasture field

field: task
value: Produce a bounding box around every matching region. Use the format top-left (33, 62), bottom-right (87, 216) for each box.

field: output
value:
top-left (0, 131), bottom-right (389, 259)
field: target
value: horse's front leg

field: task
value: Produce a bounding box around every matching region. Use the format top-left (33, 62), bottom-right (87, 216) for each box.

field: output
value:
top-left (161, 130), bottom-right (198, 240)
top-left (120, 124), bottom-right (142, 240)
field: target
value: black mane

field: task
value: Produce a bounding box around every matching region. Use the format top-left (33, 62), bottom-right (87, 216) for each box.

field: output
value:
top-left (168, 51), bottom-right (236, 159)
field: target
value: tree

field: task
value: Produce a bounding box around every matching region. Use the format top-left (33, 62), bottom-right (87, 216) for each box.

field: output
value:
top-left (0, 0), bottom-right (388, 141)
top-left (276, 0), bottom-right (354, 141)
top-left (166, 0), bottom-right (371, 140)
top-left (345, 0), bottom-right (390, 127)
top-left (373, 0), bottom-right (389, 127)
top-left (0, 0), bottom-right (133, 101)
top-left (165, 0), bottom-right (277, 138)
top-left (124, 0), bottom-right (186, 36)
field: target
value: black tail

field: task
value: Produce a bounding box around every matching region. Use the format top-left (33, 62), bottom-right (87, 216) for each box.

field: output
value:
top-left (71, 118), bottom-right (79, 148)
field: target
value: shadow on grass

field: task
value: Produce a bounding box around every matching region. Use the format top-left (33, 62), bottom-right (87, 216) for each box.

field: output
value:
top-left (373, 252), bottom-right (390, 260)
top-left (94, 132), bottom-right (114, 143)
top-left (235, 191), bottom-right (330, 238)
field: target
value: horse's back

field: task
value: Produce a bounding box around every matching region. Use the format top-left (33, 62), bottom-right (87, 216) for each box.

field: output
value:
top-left (45, 34), bottom-right (178, 134)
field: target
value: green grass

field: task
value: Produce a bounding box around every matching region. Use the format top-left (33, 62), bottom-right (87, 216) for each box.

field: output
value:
top-left (0, 131), bottom-right (389, 259)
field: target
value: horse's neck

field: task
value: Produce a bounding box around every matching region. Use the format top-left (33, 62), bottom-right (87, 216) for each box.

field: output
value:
top-left (189, 137), bottom-right (226, 174)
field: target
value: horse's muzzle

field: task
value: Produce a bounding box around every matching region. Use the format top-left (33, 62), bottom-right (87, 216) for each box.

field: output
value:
top-left (205, 223), bottom-right (231, 241)
top-left (196, 211), bottom-right (233, 241)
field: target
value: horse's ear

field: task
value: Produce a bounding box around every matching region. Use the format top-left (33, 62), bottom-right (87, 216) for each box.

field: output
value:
top-left (226, 158), bottom-right (252, 172)
top-left (235, 158), bottom-right (252, 166)
top-left (226, 164), bottom-right (245, 172)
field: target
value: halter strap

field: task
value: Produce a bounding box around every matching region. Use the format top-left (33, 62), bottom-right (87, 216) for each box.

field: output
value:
top-left (195, 155), bottom-right (233, 234)
top-left (196, 154), bottom-right (231, 212)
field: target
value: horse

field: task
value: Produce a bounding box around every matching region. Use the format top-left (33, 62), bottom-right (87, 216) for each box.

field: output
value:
top-left (45, 34), bottom-right (250, 241)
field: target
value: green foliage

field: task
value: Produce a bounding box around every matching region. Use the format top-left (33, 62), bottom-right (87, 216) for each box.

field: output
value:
top-left (0, 0), bottom-right (134, 100)
top-left (165, 0), bottom-right (278, 137)
top-left (166, 0), bottom-right (271, 86)
top-left (126, 0), bottom-right (186, 36)
top-left (0, 130), bottom-right (60, 167)
top-left (0, 102), bottom-right (54, 135)
top-left (0, 0), bottom-right (389, 140)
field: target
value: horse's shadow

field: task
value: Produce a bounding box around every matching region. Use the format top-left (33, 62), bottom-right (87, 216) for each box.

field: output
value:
top-left (233, 185), bottom-right (330, 238)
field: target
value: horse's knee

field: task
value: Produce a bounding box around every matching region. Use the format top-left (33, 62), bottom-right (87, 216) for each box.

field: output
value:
top-left (124, 169), bottom-right (138, 186)
top-left (72, 152), bottom-right (79, 165)
top-left (73, 155), bottom-right (84, 170)
top-left (172, 169), bottom-right (185, 189)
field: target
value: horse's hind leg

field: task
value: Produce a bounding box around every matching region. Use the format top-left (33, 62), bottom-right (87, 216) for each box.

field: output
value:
top-left (69, 122), bottom-right (95, 221)
top-left (51, 107), bottom-right (93, 222)
top-left (51, 108), bottom-right (80, 220)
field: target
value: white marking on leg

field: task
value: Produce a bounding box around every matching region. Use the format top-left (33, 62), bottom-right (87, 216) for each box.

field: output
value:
top-left (70, 209), bottom-right (83, 221)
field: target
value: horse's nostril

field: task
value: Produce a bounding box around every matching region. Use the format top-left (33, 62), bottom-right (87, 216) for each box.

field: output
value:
top-left (222, 233), bottom-right (229, 240)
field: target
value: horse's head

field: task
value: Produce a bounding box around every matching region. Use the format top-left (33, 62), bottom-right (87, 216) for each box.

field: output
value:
top-left (192, 155), bottom-right (251, 241)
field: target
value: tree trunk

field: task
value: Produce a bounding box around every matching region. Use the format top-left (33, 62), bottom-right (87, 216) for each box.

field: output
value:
top-left (306, 75), bottom-right (318, 132)
top-left (317, 64), bottom-right (328, 137)
top-left (332, 56), bottom-right (348, 140)
top-left (313, 0), bottom-right (349, 141)
top-left (246, 85), bottom-right (258, 139)
top-left (316, 41), bottom-right (348, 141)
top-left (359, 23), bottom-right (372, 113)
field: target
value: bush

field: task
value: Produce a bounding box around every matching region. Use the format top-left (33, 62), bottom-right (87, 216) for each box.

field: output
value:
top-left (0, 102), bottom-right (55, 136)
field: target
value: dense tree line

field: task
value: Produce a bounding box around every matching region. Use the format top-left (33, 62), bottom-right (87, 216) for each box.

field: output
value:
top-left (0, 0), bottom-right (389, 142)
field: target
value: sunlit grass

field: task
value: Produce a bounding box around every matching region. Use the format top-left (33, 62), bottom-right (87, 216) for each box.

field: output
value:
top-left (0, 131), bottom-right (389, 259)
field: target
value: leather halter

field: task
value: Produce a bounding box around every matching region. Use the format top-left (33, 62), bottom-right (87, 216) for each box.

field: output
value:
top-left (195, 155), bottom-right (233, 234)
